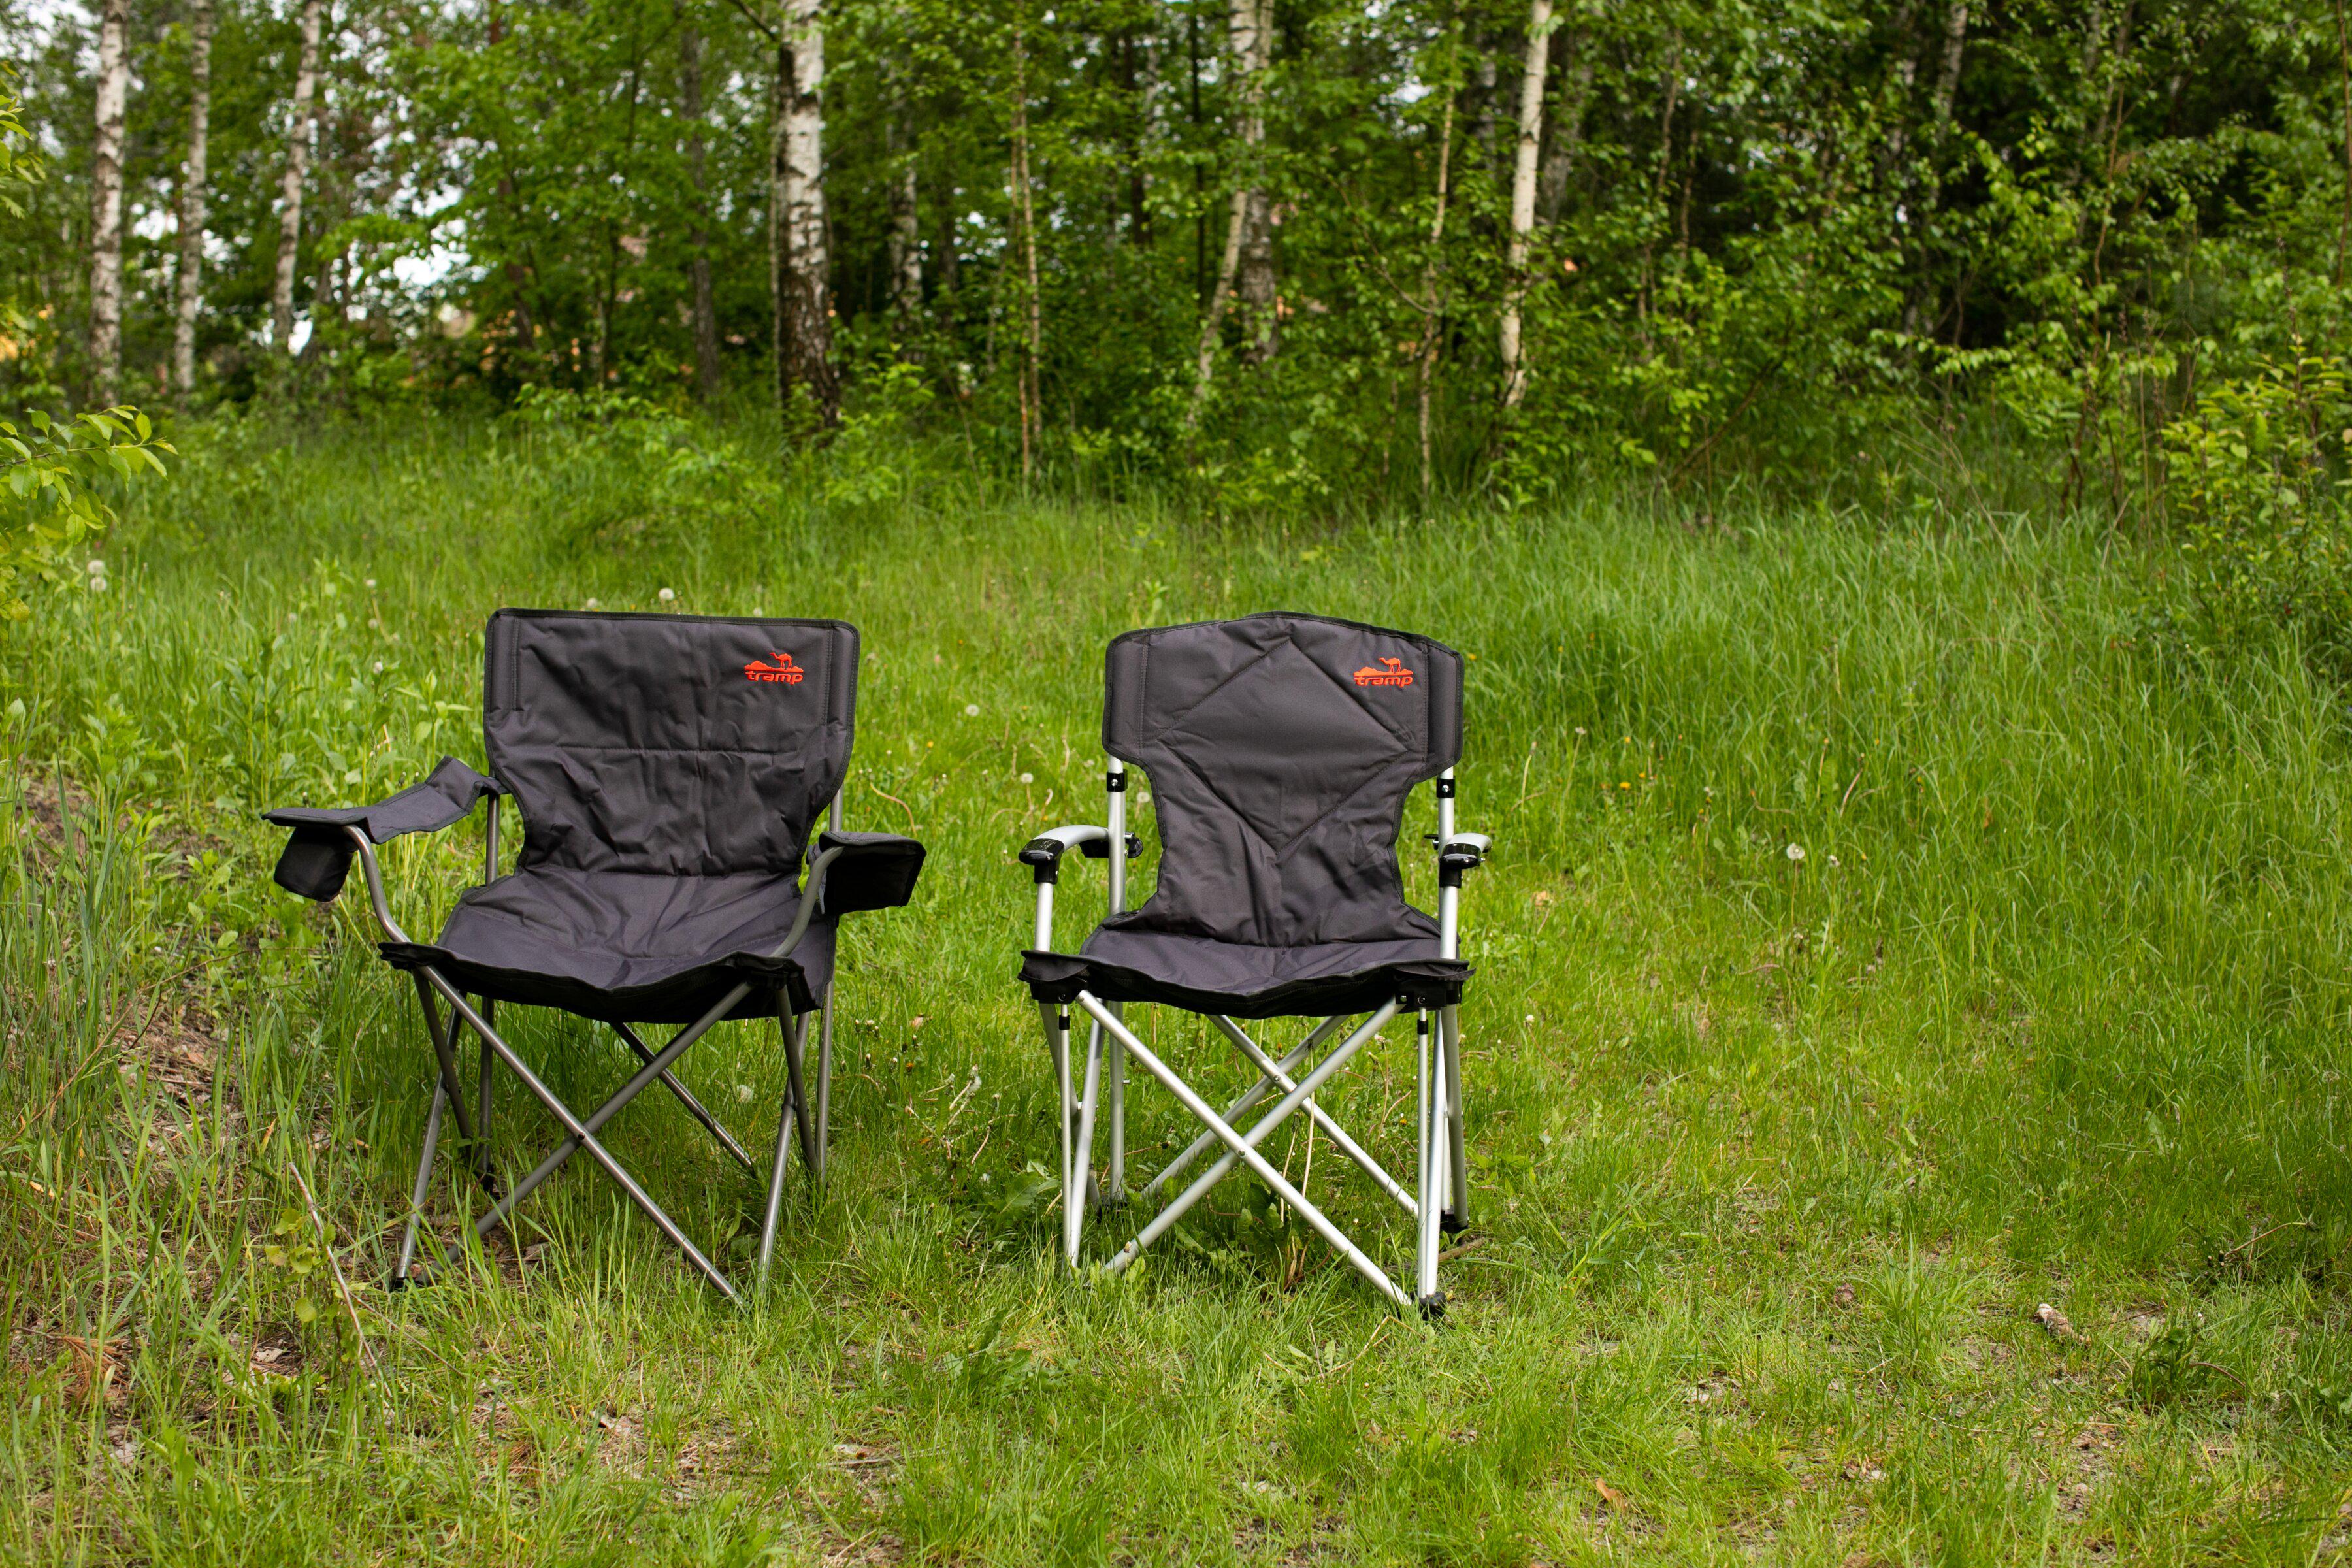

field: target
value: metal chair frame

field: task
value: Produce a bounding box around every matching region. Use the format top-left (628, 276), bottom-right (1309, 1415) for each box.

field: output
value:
top-left (351, 791), bottom-right (853, 1305)
top-left (1028, 759), bottom-right (1488, 1317)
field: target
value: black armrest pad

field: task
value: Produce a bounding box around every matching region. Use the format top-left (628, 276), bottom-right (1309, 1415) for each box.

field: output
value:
top-left (261, 757), bottom-right (502, 902)
top-left (814, 830), bottom-right (926, 916)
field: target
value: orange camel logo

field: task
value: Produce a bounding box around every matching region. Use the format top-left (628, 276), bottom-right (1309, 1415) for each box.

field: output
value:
top-left (744, 650), bottom-right (806, 685)
top-left (1352, 657), bottom-right (1414, 688)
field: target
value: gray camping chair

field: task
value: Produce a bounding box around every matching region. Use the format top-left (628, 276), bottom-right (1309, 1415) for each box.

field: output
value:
top-left (1018, 613), bottom-right (1488, 1316)
top-left (265, 610), bottom-right (923, 1300)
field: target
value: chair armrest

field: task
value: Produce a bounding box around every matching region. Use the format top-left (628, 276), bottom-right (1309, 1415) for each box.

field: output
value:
top-left (1017, 823), bottom-right (1141, 885)
top-left (1433, 831), bottom-right (1492, 887)
top-left (261, 757), bottom-right (504, 902)
top-left (810, 830), bottom-right (926, 915)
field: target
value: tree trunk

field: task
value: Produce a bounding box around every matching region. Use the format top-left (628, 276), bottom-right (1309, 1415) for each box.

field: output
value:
top-left (772, 0), bottom-right (836, 425)
top-left (1184, 0), bottom-right (1273, 429)
top-left (173, 0), bottom-right (214, 399)
top-left (1230, 0), bottom-right (1276, 365)
top-left (273, 0), bottom-right (327, 355)
top-left (1931, 1), bottom-right (1968, 130)
top-left (1009, 19), bottom-right (1041, 478)
top-left (887, 88), bottom-right (921, 324)
top-left (1418, 85), bottom-right (1457, 510)
top-left (87, 0), bottom-right (130, 404)
top-left (679, 7), bottom-right (721, 399)
top-left (1499, 0), bottom-right (1551, 412)
top-left (1535, 29), bottom-right (1588, 225)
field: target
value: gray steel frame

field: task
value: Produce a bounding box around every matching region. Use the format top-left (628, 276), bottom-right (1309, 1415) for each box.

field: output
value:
top-left (361, 791), bottom-right (853, 1303)
top-left (1029, 763), bottom-right (1484, 1316)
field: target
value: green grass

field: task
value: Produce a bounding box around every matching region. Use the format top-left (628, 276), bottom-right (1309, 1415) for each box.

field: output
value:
top-left (3, 417), bottom-right (2351, 1564)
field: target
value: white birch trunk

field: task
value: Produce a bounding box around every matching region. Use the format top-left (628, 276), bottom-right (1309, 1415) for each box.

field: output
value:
top-left (1184, 0), bottom-right (1272, 429)
top-left (775, 0), bottom-right (836, 421)
top-left (86, 0), bottom-right (131, 404)
top-left (1499, 0), bottom-right (1551, 412)
top-left (174, 0), bottom-right (214, 397)
top-left (272, 0), bottom-right (325, 355)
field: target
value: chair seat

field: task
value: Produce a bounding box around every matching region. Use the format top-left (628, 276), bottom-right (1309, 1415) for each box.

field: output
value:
top-left (382, 866), bottom-right (835, 1024)
top-left (1021, 921), bottom-right (1469, 1021)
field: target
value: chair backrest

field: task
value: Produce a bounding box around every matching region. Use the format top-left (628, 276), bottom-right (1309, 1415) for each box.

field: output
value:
top-left (484, 610), bottom-right (857, 877)
top-left (1103, 612), bottom-right (1463, 945)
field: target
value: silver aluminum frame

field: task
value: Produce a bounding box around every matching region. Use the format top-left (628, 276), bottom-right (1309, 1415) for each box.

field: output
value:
top-left (1028, 762), bottom-right (1484, 1317)
top-left (360, 797), bottom-right (856, 1303)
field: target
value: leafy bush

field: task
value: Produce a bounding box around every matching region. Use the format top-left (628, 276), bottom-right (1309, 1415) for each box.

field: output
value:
top-left (2161, 350), bottom-right (2352, 672)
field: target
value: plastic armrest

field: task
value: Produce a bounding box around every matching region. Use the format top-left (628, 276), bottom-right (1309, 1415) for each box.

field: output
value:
top-left (1434, 831), bottom-right (1492, 887)
top-left (1017, 824), bottom-right (1141, 884)
top-left (261, 756), bottom-right (503, 902)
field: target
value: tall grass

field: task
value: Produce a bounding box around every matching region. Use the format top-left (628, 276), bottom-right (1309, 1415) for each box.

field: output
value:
top-left (0, 417), bottom-right (2347, 1563)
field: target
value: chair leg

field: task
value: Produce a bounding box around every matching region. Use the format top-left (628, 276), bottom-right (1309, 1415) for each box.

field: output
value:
top-left (1043, 1004), bottom-right (1071, 1220)
top-left (1066, 1017), bottom-right (1102, 1267)
top-left (612, 1021), bottom-right (759, 1177)
top-left (1439, 1004), bottom-right (1468, 1233)
top-left (813, 985), bottom-right (836, 1190)
top-left (1415, 1009), bottom-right (1446, 1318)
top-left (390, 1076), bottom-right (455, 1290)
top-left (758, 1010), bottom-right (811, 1290)
top-left (1102, 1002), bottom-right (1126, 1208)
top-left (475, 1004), bottom-right (497, 1189)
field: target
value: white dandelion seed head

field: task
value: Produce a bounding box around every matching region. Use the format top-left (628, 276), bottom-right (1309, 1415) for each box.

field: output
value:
top-left (1574, 727), bottom-right (1588, 736)
top-left (89, 576), bottom-right (108, 593)
top-left (372, 661), bottom-right (384, 674)
top-left (1828, 853), bottom-right (1841, 868)
top-left (735, 1083), bottom-right (755, 1103)
top-left (657, 587), bottom-right (676, 603)
top-left (1019, 771), bottom-right (1034, 784)
top-left (1786, 843), bottom-right (1806, 862)
top-left (964, 703), bottom-right (980, 717)
top-left (84, 558), bottom-right (103, 574)
top-left (1524, 1015), bottom-right (1535, 1024)
top-left (584, 598), bottom-right (599, 609)
top-left (363, 578), bottom-right (376, 589)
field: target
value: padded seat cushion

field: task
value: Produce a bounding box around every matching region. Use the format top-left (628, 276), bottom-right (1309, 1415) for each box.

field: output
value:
top-left (1021, 923), bottom-right (1468, 1020)
top-left (382, 866), bottom-right (835, 1024)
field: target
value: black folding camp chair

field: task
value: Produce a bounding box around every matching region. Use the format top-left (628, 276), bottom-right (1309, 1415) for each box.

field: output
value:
top-left (1017, 613), bottom-right (1488, 1316)
top-left (265, 611), bottom-right (923, 1301)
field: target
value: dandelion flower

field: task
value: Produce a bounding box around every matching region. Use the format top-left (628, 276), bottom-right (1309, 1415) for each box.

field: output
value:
top-left (363, 578), bottom-right (376, 589)
top-left (372, 661), bottom-right (384, 673)
top-left (735, 1083), bottom-right (755, 1103)
top-left (90, 577), bottom-right (108, 593)
top-left (1786, 843), bottom-right (1806, 862)
top-left (85, 558), bottom-right (104, 574)
top-left (657, 587), bottom-right (676, 603)
top-left (964, 703), bottom-right (980, 717)
top-left (584, 597), bottom-right (600, 609)
top-left (1524, 1014), bottom-right (1535, 1024)
top-left (1019, 771), bottom-right (1034, 784)
top-left (1828, 853), bottom-right (1841, 868)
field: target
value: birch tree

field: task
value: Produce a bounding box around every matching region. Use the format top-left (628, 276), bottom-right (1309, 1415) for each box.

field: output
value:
top-left (272, 0), bottom-right (326, 355)
top-left (1498, 0), bottom-right (1551, 412)
top-left (1184, 0), bottom-right (1271, 431)
top-left (770, 0), bottom-right (837, 425)
top-left (86, 0), bottom-right (130, 404)
top-left (174, 0), bottom-right (214, 397)
top-left (679, 5), bottom-right (721, 398)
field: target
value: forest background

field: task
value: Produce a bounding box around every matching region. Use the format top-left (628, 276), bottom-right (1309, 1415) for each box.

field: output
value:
top-left (2, 0), bottom-right (2349, 581)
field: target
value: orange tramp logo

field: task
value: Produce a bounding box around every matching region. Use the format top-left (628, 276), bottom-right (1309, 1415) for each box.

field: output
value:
top-left (745, 650), bottom-right (806, 685)
top-left (1352, 657), bottom-right (1415, 688)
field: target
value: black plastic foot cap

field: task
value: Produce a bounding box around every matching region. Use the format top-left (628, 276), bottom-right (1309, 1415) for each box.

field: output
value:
top-left (1416, 1292), bottom-right (1448, 1322)
top-left (1439, 1209), bottom-right (1467, 1235)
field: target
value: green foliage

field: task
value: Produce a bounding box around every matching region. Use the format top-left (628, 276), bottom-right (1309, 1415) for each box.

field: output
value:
top-left (2161, 349), bottom-right (2352, 668)
top-left (0, 406), bottom-right (173, 622)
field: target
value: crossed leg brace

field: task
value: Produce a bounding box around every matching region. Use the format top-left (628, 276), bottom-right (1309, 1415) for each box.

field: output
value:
top-left (1042, 992), bottom-right (1469, 1316)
